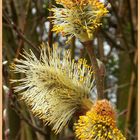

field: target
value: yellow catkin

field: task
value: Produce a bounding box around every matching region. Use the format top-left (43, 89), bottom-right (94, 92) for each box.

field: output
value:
top-left (10, 43), bottom-right (95, 134)
top-left (49, 0), bottom-right (108, 42)
top-left (75, 100), bottom-right (126, 140)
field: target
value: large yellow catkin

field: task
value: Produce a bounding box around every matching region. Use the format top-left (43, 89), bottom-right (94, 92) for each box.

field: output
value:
top-left (49, 0), bottom-right (108, 42)
top-left (75, 99), bottom-right (126, 140)
top-left (10, 43), bottom-right (95, 134)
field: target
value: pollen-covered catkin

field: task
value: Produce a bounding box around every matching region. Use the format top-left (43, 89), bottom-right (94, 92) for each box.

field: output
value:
top-left (10, 43), bottom-right (95, 134)
top-left (75, 100), bottom-right (126, 140)
top-left (49, 0), bottom-right (108, 42)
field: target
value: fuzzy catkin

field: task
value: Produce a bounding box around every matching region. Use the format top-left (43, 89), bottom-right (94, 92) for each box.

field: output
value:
top-left (10, 43), bottom-right (95, 133)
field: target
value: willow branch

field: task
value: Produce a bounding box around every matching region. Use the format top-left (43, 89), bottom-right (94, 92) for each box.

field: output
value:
top-left (125, 50), bottom-right (137, 137)
top-left (10, 104), bottom-right (47, 136)
top-left (8, 88), bottom-right (47, 136)
top-left (117, 109), bottom-right (128, 118)
top-left (108, 0), bottom-right (137, 77)
top-left (104, 83), bottom-right (131, 93)
top-left (100, 29), bottom-right (125, 51)
top-left (82, 41), bottom-right (105, 99)
top-left (2, 12), bottom-right (39, 52)
top-left (48, 0), bottom-right (53, 48)
top-left (127, 0), bottom-right (136, 47)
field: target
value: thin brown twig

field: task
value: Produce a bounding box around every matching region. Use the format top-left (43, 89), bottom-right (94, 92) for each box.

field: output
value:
top-left (70, 37), bottom-right (76, 59)
top-left (108, 0), bottom-right (131, 50)
top-left (14, 129), bottom-right (21, 140)
top-left (125, 50), bottom-right (137, 137)
top-left (10, 104), bottom-right (47, 136)
top-left (127, 0), bottom-right (136, 47)
top-left (2, 12), bottom-right (39, 52)
top-left (12, 0), bottom-right (31, 59)
top-left (117, 109), bottom-right (128, 118)
top-left (9, 91), bottom-right (47, 136)
top-left (100, 29), bottom-right (125, 51)
top-left (48, 0), bottom-right (53, 48)
top-left (104, 83), bottom-right (130, 93)
top-left (108, 0), bottom-right (137, 77)
top-left (127, 129), bottom-right (137, 139)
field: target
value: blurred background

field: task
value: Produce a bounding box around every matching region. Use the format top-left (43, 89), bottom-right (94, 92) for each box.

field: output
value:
top-left (2, 0), bottom-right (137, 140)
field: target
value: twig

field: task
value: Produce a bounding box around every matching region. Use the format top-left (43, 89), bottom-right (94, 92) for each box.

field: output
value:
top-left (9, 92), bottom-right (47, 136)
top-left (14, 129), bottom-right (21, 140)
top-left (117, 109), bottom-right (128, 118)
top-left (48, 0), bottom-right (53, 48)
top-left (10, 104), bottom-right (47, 136)
top-left (104, 83), bottom-right (130, 93)
top-left (127, 0), bottom-right (136, 47)
top-left (70, 37), bottom-right (76, 59)
top-left (12, 0), bottom-right (31, 59)
top-left (100, 29), bottom-right (125, 51)
top-left (82, 41), bottom-right (105, 99)
top-left (108, 0), bottom-right (137, 77)
top-left (97, 34), bottom-right (104, 61)
top-left (125, 50), bottom-right (137, 137)
top-left (2, 12), bottom-right (39, 52)
top-left (127, 129), bottom-right (137, 139)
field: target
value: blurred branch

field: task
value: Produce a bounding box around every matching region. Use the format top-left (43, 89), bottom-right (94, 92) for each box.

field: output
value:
top-left (108, 0), bottom-right (137, 77)
top-left (104, 83), bottom-right (130, 93)
top-left (10, 103), bottom-right (47, 136)
top-left (48, 0), bottom-right (53, 48)
top-left (97, 35), bottom-right (104, 60)
top-left (29, 112), bottom-right (46, 140)
top-left (127, 129), bottom-right (137, 139)
top-left (70, 37), bottom-right (76, 59)
top-left (12, 0), bottom-right (31, 58)
top-left (127, 0), bottom-right (136, 47)
top-left (101, 29), bottom-right (125, 51)
top-left (117, 109), bottom-right (128, 118)
top-left (14, 129), bottom-right (21, 140)
top-left (125, 50), bottom-right (137, 137)
top-left (2, 12), bottom-right (39, 52)
top-left (108, 0), bottom-right (130, 49)
top-left (9, 91), bottom-right (47, 137)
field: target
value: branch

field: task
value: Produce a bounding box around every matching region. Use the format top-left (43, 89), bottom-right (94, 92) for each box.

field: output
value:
top-left (104, 83), bottom-right (130, 93)
top-left (10, 103), bottom-right (47, 136)
top-left (108, 0), bottom-right (137, 77)
top-left (117, 109), bottom-right (128, 118)
top-left (82, 41), bottom-right (105, 99)
top-left (127, 129), bottom-right (137, 139)
top-left (100, 29), bottom-right (125, 51)
top-left (9, 92), bottom-right (47, 136)
top-left (48, 0), bottom-right (53, 48)
top-left (127, 0), bottom-right (136, 47)
top-left (125, 50), bottom-right (137, 137)
top-left (2, 12), bottom-right (39, 52)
